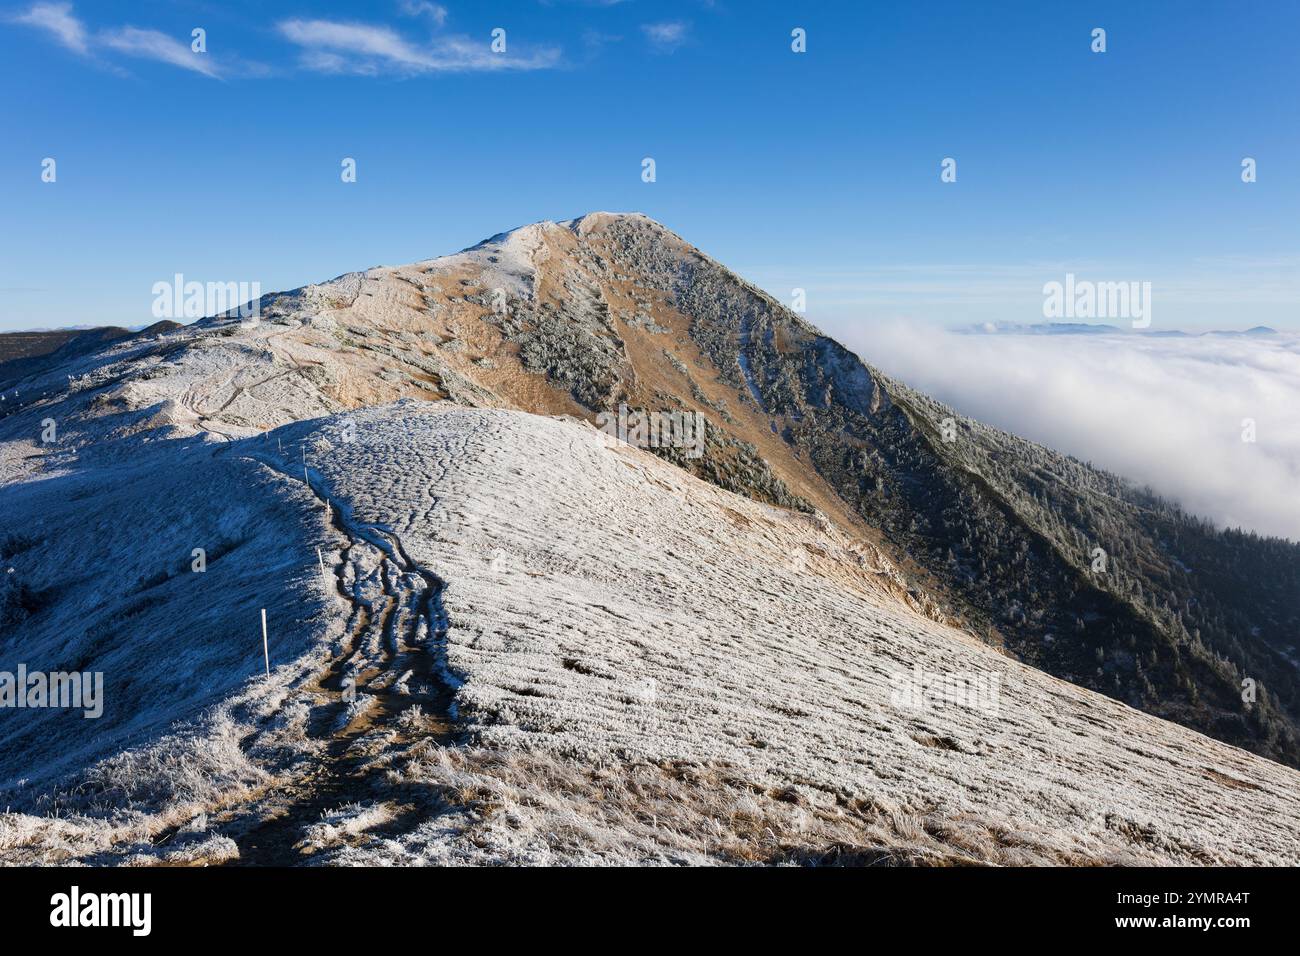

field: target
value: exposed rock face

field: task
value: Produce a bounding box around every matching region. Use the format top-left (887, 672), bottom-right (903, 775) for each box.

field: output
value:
top-left (0, 214), bottom-right (1297, 865)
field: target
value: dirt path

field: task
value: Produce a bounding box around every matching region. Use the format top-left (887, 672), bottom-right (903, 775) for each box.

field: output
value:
top-left (208, 448), bottom-right (459, 866)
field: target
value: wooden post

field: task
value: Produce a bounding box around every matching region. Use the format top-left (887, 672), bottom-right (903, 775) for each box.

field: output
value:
top-left (261, 609), bottom-right (270, 678)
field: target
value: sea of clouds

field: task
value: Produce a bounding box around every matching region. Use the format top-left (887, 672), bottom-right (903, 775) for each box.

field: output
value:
top-left (841, 323), bottom-right (1300, 542)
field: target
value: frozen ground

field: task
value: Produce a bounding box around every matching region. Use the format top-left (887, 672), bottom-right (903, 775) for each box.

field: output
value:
top-left (0, 215), bottom-right (1297, 865)
top-left (2, 401), bottom-right (1297, 865)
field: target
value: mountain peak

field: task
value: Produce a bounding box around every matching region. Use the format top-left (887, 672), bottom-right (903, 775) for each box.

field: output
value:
top-left (465, 211), bottom-right (663, 250)
top-left (562, 210), bottom-right (658, 234)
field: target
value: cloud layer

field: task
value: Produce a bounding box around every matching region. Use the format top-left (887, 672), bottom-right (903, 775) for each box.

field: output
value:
top-left (840, 323), bottom-right (1300, 541)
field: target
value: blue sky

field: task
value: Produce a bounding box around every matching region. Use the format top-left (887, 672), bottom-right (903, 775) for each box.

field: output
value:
top-left (1, 0), bottom-right (1296, 333)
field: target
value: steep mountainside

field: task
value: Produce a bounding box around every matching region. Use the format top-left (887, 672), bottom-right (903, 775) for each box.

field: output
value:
top-left (480, 214), bottom-right (1300, 766)
top-left (0, 211), bottom-right (1296, 812)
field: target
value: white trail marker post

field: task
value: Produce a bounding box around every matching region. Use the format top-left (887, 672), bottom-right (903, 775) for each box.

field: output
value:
top-left (261, 609), bottom-right (270, 678)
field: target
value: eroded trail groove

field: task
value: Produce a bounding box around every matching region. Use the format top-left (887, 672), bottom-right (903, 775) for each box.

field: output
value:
top-left (213, 449), bottom-right (460, 866)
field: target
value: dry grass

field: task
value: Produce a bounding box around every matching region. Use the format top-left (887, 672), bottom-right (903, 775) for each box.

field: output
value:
top-left (302, 740), bottom-right (1136, 866)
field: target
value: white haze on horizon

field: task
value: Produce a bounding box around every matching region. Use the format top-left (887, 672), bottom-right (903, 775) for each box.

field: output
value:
top-left (836, 323), bottom-right (1300, 543)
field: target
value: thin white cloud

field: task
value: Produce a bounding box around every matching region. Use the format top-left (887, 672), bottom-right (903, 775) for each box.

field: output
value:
top-left (10, 3), bottom-right (221, 77)
top-left (279, 19), bottom-right (432, 72)
top-left (848, 323), bottom-right (1300, 541)
top-left (99, 27), bottom-right (219, 78)
top-left (278, 17), bottom-right (561, 74)
top-left (581, 29), bottom-right (623, 53)
top-left (11, 2), bottom-right (87, 53)
top-left (399, 1), bottom-right (448, 26)
top-left (641, 20), bottom-right (690, 52)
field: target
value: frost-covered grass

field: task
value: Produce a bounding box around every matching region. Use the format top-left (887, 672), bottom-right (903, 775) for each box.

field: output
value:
top-left (2, 223), bottom-right (1299, 866)
top-left (293, 405), bottom-right (1300, 865)
top-left (323, 741), bottom-right (1078, 866)
top-left (298, 802), bottom-right (396, 855)
top-left (0, 434), bottom-right (344, 805)
top-left (6, 403), bottom-right (1299, 865)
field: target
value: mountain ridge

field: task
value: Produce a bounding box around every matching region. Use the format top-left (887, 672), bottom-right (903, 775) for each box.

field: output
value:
top-left (3, 212), bottom-right (1300, 865)
top-left (2, 212), bottom-right (1297, 771)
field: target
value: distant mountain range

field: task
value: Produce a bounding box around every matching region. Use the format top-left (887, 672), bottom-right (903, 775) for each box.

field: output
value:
top-left (0, 322), bottom-right (181, 382)
top-left (958, 321), bottom-right (1280, 337)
